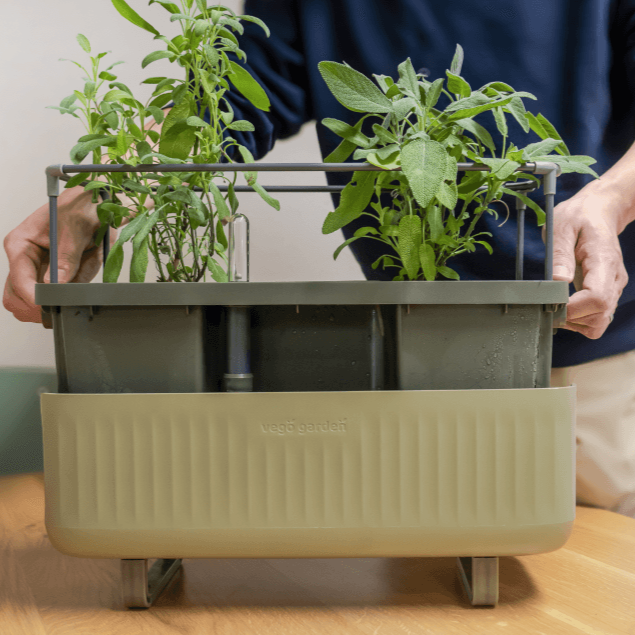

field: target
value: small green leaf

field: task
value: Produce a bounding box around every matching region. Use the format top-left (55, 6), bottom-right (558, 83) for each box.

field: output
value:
top-left (186, 115), bottom-right (209, 127)
top-left (401, 138), bottom-right (448, 207)
top-left (397, 58), bottom-right (420, 96)
top-left (450, 44), bottom-right (464, 76)
top-left (206, 256), bottom-right (228, 283)
top-left (322, 118), bottom-right (370, 147)
top-left (64, 173), bottom-right (87, 188)
top-left (111, 0), bottom-right (160, 35)
top-left (523, 138), bottom-right (563, 158)
top-left (419, 243), bottom-right (437, 281)
top-left (426, 78), bottom-right (444, 109)
top-left (492, 106), bottom-right (507, 136)
top-left (446, 71), bottom-right (471, 98)
top-left (238, 14), bottom-right (271, 37)
top-left (478, 157), bottom-right (521, 181)
top-left (454, 118), bottom-right (496, 156)
top-left (141, 50), bottom-right (175, 69)
top-left (122, 179), bottom-right (151, 194)
top-left (318, 61), bottom-right (393, 114)
top-left (77, 33), bottom-right (91, 53)
top-left (147, 105), bottom-right (165, 124)
top-left (398, 215), bottom-right (422, 280)
top-left (209, 182), bottom-right (231, 220)
top-left (505, 96), bottom-right (530, 133)
top-left (437, 265), bottom-right (459, 280)
top-left (130, 235), bottom-right (150, 282)
top-left (324, 138), bottom-right (356, 163)
top-left (99, 71), bottom-right (117, 81)
top-left (103, 243), bottom-right (124, 282)
top-left (372, 124), bottom-right (397, 144)
top-left (228, 120), bottom-right (255, 131)
top-left (227, 60), bottom-right (270, 111)
top-left (159, 96), bottom-right (195, 160)
top-left (322, 171), bottom-right (378, 234)
top-left (427, 205), bottom-right (443, 242)
top-left (332, 236), bottom-right (360, 260)
top-left (250, 182), bottom-right (281, 210)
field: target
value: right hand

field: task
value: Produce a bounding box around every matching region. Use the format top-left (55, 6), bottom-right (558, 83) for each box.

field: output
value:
top-left (3, 187), bottom-right (117, 324)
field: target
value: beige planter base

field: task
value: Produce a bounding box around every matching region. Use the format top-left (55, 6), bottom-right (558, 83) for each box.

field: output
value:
top-left (41, 388), bottom-right (576, 560)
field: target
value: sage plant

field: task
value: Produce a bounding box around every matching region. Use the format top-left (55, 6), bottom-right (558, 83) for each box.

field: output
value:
top-left (318, 46), bottom-right (598, 281)
top-left (49, 0), bottom-right (278, 283)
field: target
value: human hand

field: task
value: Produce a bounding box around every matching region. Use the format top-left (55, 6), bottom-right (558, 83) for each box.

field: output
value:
top-left (3, 188), bottom-right (117, 324)
top-left (547, 180), bottom-right (628, 339)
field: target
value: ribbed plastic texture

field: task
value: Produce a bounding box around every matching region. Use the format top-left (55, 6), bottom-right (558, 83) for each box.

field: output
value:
top-left (41, 388), bottom-right (576, 559)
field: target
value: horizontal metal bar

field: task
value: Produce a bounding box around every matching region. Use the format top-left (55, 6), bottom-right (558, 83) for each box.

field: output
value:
top-left (56, 161), bottom-right (542, 175)
top-left (57, 174), bottom-right (537, 196)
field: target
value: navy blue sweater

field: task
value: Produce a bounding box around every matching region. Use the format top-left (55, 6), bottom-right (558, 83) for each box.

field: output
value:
top-left (224, 0), bottom-right (635, 368)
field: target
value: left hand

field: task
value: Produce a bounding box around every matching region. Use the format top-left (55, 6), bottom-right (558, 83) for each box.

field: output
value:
top-left (546, 179), bottom-right (629, 339)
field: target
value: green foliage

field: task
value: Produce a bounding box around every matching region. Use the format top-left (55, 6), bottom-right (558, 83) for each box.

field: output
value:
top-left (319, 45), bottom-right (598, 280)
top-left (50, 2), bottom-right (278, 283)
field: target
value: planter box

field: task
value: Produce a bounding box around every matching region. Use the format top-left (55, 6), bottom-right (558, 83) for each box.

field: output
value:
top-left (36, 280), bottom-right (568, 393)
top-left (41, 387), bottom-right (576, 560)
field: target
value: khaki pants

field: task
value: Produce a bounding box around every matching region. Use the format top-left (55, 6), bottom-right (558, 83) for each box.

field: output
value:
top-left (552, 350), bottom-right (635, 518)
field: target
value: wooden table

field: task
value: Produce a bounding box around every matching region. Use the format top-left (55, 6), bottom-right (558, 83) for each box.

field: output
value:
top-left (1, 472), bottom-right (634, 635)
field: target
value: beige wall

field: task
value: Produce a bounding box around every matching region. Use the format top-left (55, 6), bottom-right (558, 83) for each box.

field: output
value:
top-left (0, 0), bottom-right (363, 368)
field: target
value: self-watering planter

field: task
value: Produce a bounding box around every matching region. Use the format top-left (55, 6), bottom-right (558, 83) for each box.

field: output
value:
top-left (37, 160), bottom-right (574, 609)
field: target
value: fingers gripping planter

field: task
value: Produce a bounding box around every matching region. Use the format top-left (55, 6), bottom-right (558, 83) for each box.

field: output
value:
top-left (37, 161), bottom-right (574, 609)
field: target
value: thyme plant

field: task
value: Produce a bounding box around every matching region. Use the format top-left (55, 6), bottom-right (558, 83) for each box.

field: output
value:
top-left (49, 0), bottom-right (278, 283)
top-left (318, 45), bottom-right (598, 281)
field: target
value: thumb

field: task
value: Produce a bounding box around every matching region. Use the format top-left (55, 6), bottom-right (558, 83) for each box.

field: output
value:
top-left (43, 255), bottom-right (79, 284)
top-left (551, 226), bottom-right (576, 284)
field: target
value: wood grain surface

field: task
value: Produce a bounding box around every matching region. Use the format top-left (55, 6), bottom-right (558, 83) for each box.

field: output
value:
top-left (1, 472), bottom-right (634, 634)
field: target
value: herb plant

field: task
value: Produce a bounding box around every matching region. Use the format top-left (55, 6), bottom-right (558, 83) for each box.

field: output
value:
top-left (49, 0), bottom-right (278, 283)
top-left (318, 45), bottom-right (598, 281)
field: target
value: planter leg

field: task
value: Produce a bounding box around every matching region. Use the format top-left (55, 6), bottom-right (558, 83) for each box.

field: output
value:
top-left (456, 556), bottom-right (498, 606)
top-left (121, 558), bottom-right (182, 608)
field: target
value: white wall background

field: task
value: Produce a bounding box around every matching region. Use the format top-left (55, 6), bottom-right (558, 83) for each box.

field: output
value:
top-left (0, 0), bottom-right (364, 368)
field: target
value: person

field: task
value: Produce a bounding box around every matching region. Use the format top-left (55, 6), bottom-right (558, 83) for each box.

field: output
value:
top-left (4, 0), bottom-right (635, 516)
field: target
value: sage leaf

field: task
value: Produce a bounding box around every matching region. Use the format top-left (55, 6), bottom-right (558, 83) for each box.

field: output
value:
top-left (401, 138), bottom-right (447, 207)
top-left (445, 96), bottom-right (514, 122)
top-left (147, 105), bottom-right (165, 124)
top-left (130, 235), bottom-right (150, 282)
top-left (322, 118), bottom-right (370, 147)
top-left (70, 137), bottom-right (116, 164)
top-left (453, 118), bottom-right (495, 155)
top-left (397, 58), bottom-right (419, 97)
top-left (322, 171), bottom-right (377, 234)
top-left (238, 14), bottom-right (271, 37)
top-left (436, 181), bottom-right (458, 211)
top-left (206, 256), bottom-right (228, 282)
top-left (523, 138), bottom-right (563, 157)
top-left (492, 106), bottom-right (507, 136)
top-left (228, 120), bottom-right (255, 131)
top-left (186, 115), bottom-right (208, 127)
top-left (450, 44), bottom-right (464, 76)
top-left (318, 61), bottom-right (393, 113)
top-left (237, 144), bottom-right (257, 185)
top-left (149, 0), bottom-right (180, 14)
top-left (446, 71), bottom-right (471, 98)
top-left (250, 182), bottom-right (281, 210)
top-left (437, 265), bottom-right (459, 280)
top-left (427, 205), bottom-right (443, 242)
top-left (324, 139), bottom-right (356, 163)
top-left (111, 0), bottom-right (160, 35)
top-left (103, 243), bottom-right (124, 283)
top-left (478, 157), bottom-right (521, 181)
top-left (332, 236), bottom-right (359, 260)
top-left (426, 78), bottom-right (444, 109)
top-left (76, 33), bottom-right (91, 53)
top-left (159, 96), bottom-right (195, 160)
top-left (209, 182), bottom-right (231, 220)
top-left (122, 179), bottom-right (151, 194)
top-left (505, 96), bottom-right (530, 133)
top-left (419, 243), bottom-right (437, 281)
top-left (141, 50), bottom-right (175, 69)
top-left (372, 123), bottom-right (397, 144)
top-left (393, 97), bottom-right (418, 120)
top-left (398, 215), bottom-right (422, 280)
top-left (227, 60), bottom-right (270, 111)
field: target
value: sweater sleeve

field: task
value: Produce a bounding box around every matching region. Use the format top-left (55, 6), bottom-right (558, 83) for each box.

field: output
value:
top-left (219, 0), bottom-right (313, 160)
